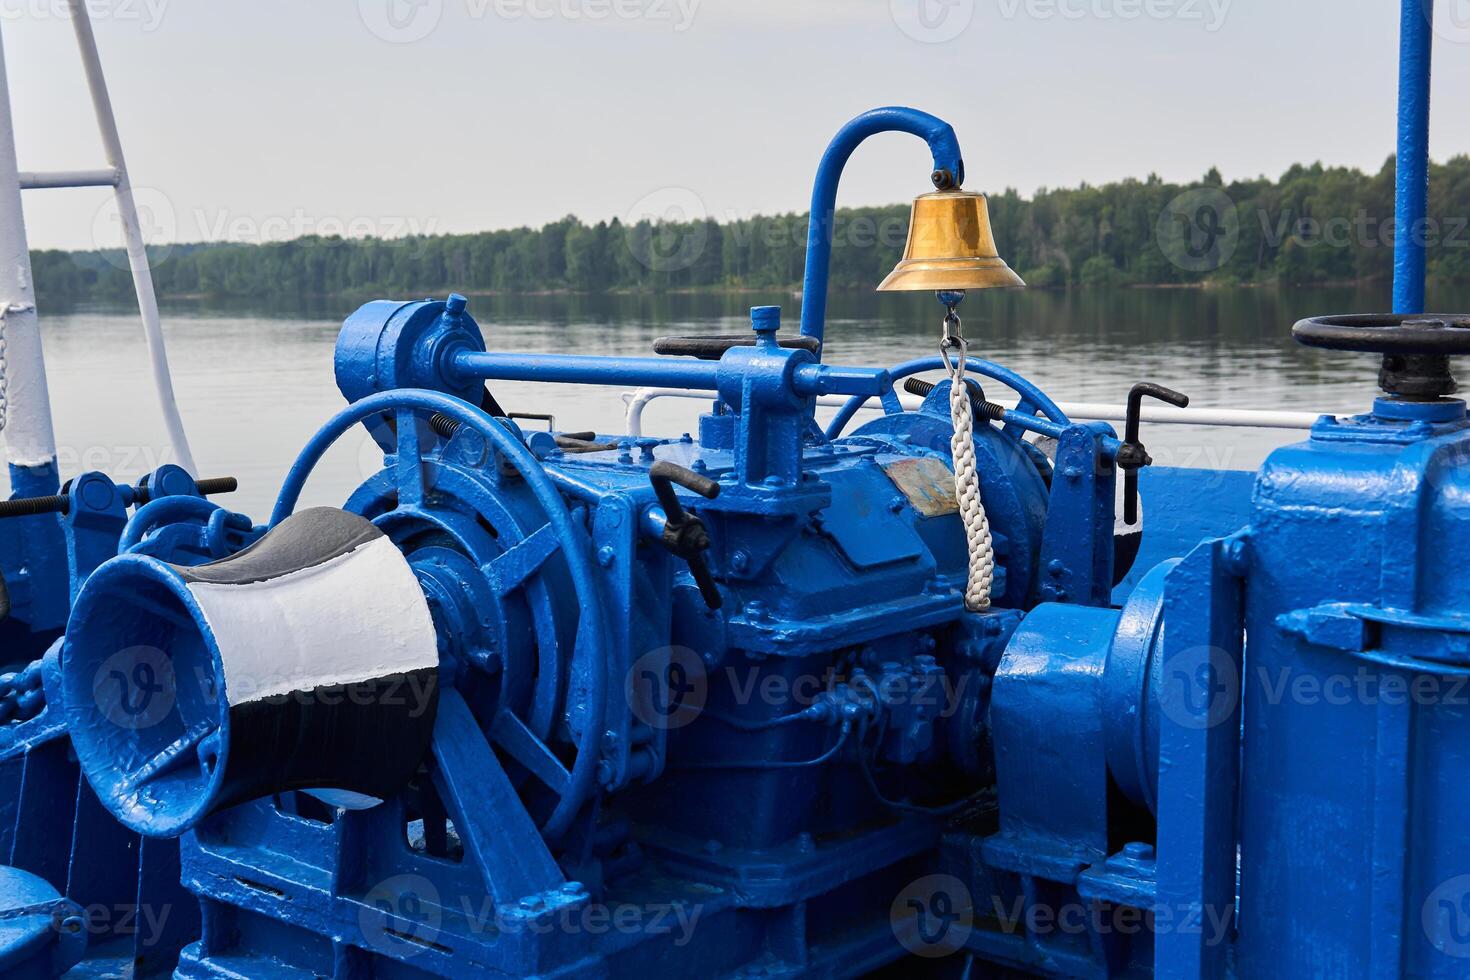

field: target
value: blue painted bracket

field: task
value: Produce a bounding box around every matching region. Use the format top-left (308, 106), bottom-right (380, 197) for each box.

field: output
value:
top-left (429, 690), bottom-right (566, 904)
top-left (1036, 424), bottom-right (1118, 606)
top-left (799, 107), bottom-right (965, 356)
top-left (1154, 533), bottom-right (1246, 979)
top-left (1, 461), bottom-right (66, 665)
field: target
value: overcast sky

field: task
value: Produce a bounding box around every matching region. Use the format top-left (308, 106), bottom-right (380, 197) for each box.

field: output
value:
top-left (6, 0), bottom-right (1469, 251)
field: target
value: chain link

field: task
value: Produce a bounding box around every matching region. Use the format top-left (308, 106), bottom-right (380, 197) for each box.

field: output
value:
top-left (0, 304), bottom-right (12, 434)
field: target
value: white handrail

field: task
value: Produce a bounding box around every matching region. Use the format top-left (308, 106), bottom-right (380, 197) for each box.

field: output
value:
top-left (19, 167), bottom-right (120, 190)
top-left (67, 0), bottom-right (196, 474)
top-left (622, 386), bottom-right (1328, 438)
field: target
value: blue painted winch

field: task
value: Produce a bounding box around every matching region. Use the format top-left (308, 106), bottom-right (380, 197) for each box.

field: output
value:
top-left (0, 8), bottom-right (1467, 975)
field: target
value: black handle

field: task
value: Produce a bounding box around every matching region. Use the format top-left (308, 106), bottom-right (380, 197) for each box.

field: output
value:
top-left (1117, 383), bottom-right (1189, 527)
top-left (1292, 313), bottom-right (1470, 355)
top-left (1293, 314), bottom-right (1470, 399)
top-left (653, 335), bottom-right (822, 361)
top-left (0, 476), bottom-right (239, 520)
top-left (649, 461), bottom-right (722, 609)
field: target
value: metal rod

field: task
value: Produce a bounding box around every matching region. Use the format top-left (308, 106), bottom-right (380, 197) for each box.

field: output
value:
top-left (67, 0), bottom-right (197, 475)
top-left (1051, 402), bottom-right (1322, 430)
top-left (452, 350), bottom-right (722, 391)
top-left (0, 24), bottom-right (59, 473)
top-left (1394, 0), bottom-right (1433, 315)
top-left (18, 167), bottom-right (119, 190)
top-left (798, 108), bottom-right (965, 356)
top-left (622, 386), bottom-right (1328, 438)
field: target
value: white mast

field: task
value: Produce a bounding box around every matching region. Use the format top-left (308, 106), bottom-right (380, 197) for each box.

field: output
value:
top-left (0, 22), bottom-right (58, 483)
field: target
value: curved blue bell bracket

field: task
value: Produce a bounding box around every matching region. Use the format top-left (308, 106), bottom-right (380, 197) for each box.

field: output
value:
top-left (799, 107), bottom-right (966, 357)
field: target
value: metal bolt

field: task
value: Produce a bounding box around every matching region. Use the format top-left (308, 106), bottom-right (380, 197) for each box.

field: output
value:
top-left (1122, 842), bottom-right (1156, 862)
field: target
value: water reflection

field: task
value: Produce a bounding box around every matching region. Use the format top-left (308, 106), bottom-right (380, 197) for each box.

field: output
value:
top-left (7, 284), bottom-right (1467, 519)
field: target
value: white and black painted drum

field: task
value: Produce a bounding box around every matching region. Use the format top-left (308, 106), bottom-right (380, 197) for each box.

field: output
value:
top-left (60, 507), bottom-right (440, 837)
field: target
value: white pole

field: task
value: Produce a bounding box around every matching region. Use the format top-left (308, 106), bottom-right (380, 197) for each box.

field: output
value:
top-left (68, 1), bottom-right (196, 474)
top-left (622, 387), bottom-right (1329, 438)
top-left (0, 23), bottom-right (58, 473)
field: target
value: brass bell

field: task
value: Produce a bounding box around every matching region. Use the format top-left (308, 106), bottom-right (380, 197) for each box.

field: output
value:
top-left (878, 189), bottom-right (1024, 292)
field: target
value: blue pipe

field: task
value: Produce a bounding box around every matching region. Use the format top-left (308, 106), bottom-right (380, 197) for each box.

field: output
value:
top-left (799, 108), bottom-right (965, 356)
top-left (453, 350), bottom-right (721, 391)
top-left (1394, 0), bottom-right (1433, 314)
top-left (451, 349), bottom-right (891, 399)
top-left (824, 355), bottom-right (1074, 440)
top-left (269, 388), bottom-right (608, 841)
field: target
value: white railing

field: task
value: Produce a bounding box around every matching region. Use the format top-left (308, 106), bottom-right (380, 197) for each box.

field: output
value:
top-left (0, 1), bottom-right (196, 474)
top-left (622, 387), bottom-right (1325, 438)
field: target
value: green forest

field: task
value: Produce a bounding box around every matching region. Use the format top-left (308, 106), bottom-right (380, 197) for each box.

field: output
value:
top-left (30, 155), bottom-right (1470, 307)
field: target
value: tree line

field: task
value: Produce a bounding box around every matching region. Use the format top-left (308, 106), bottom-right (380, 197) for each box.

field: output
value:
top-left (30, 155), bottom-right (1470, 307)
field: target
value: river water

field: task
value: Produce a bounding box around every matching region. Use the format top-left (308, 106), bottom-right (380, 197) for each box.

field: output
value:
top-left (8, 284), bottom-right (1468, 520)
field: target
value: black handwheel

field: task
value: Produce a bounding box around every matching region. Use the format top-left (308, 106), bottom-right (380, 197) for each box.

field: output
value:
top-left (1293, 314), bottom-right (1470, 399)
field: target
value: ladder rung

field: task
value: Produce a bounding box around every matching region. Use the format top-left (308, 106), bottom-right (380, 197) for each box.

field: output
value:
top-left (19, 168), bottom-right (120, 190)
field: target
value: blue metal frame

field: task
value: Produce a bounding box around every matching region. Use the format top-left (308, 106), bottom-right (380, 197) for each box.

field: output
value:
top-left (271, 387), bottom-right (612, 840)
top-left (1394, 0), bottom-right (1434, 314)
top-left (798, 107), bottom-right (965, 355)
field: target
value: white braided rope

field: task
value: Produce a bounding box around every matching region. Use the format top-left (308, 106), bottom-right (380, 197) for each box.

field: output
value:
top-left (945, 341), bottom-right (994, 611)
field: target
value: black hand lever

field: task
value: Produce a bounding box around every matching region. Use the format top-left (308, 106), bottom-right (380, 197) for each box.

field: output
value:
top-left (0, 476), bottom-right (239, 519)
top-left (1116, 383), bottom-right (1190, 527)
top-left (648, 461), bottom-right (723, 609)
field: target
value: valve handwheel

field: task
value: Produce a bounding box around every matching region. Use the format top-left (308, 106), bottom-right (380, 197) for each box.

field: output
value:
top-left (271, 388), bottom-right (611, 840)
top-left (1293, 314), bottom-right (1470, 399)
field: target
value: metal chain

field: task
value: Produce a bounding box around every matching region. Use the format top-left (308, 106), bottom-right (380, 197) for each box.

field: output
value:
top-left (0, 304), bottom-right (10, 433)
top-left (941, 312), bottom-right (994, 612)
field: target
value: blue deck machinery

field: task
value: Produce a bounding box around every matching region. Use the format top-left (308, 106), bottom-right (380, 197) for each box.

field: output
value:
top-left (2, 4), bottom-right (1469, 976)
